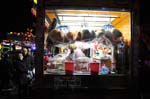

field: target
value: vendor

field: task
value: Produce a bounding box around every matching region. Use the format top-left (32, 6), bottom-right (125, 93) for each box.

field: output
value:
top-left (66, 44), bottom-right (86, 61)
top-left (74, 46), bottom-right (86, 59)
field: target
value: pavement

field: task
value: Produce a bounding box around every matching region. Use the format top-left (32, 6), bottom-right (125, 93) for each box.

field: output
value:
top-left (0, 86), bottom-right (32, 99)
top-left (0, 88), bottom-right (19, 99)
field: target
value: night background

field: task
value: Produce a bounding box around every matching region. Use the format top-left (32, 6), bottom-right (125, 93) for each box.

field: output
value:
top-left (0, 0), bottom-right (35, 40)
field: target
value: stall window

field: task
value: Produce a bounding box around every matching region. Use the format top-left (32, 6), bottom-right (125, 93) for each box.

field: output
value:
top-left (43, 9), bottom-right (131, 75)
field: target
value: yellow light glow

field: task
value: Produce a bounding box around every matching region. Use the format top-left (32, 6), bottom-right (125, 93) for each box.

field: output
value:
top-left (34, 0), bottom-right (37, 4)
top-left (10, 32), bottom-right (12, 35)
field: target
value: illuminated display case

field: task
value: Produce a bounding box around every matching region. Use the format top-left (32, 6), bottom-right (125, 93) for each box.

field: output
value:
top-left (33, 0), bottom-right (140, 99)
top-left (43, 8), bottom-right (131, 75)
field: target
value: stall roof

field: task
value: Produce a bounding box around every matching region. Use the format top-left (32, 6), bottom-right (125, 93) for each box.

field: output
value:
top-left (45, 9), bottom-right (129, 30)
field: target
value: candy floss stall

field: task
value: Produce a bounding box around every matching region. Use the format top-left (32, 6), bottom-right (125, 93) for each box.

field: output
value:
top-left (43, 10), bottom-right (126, 75)
top-left (32, 0), bottom-right (140, 99)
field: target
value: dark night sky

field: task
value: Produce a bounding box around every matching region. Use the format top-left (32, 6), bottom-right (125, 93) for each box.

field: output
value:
top-left (139, 0), bottom-right (150, 25)
top-left (0, 0), bottom-right (35, 40)
top-left (0, 0), bottom-right (34, 31)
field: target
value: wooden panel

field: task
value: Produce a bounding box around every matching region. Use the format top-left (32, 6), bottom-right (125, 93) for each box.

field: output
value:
top-left (46, 13), bottom-right (56, 20)
top-left (112, 13), bottom-right (131, 44)
top-left (45, 9), bottom-right (127, 18)
top-left (45, 0), bottom-right (130, 9)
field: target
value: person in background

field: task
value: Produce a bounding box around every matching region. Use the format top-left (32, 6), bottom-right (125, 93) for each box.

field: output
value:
top-left (0, 51), bottom-right (13, 91)
top-left (22, 47), bottom-right (34, 83)
top-left (14, 51), bottom-right (28, 99)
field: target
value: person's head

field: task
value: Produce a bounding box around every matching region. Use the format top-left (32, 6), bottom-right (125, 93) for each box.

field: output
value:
top-left (23, 47), bottom-right (28, 55)
top-left (27, 48), bottom-right (31, 55)
top-left (16, 52), bottom-right (24, 60)
top-left (19, 53), bottom-right (23, 60)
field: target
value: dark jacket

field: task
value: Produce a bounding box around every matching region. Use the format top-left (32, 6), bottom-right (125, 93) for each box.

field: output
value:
top-left (23, 54), bottom-right (34, 71)
top-left (14, 59), bottom-right (28, 85)
top-left (0, 54), bottom-right (13, 89)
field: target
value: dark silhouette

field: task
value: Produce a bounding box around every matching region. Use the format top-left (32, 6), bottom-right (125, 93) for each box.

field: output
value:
top-left (0, 52), bottom-right (13, 91)
top-left (13, 51), bottom-right (28, 99)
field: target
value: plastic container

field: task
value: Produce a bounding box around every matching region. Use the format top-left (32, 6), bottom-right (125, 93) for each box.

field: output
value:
top-left (89, 62), bottom-right (100, 75)
top-left (65, 61), bottom-right (74, 75)
top-left (101, 64), bottom-right (109, 75)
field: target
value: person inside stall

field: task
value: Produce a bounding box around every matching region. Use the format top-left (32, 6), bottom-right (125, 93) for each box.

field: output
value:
top-left (63, 46), bottom-right (71, 60)
top-left (111, 29), bottom-right (123, 43)
top-left (111, 29), bottom-right (124, 74)
top-left (66, 44), bottom-right (89, 71)
top-left (65, 44), bottom-right (75, 61)
top-left (74, 46), bottom-right (88, 71)
top-left (74, 46), bottom-right (86, 59)
top-left (65, 44), bottom-right (86, 61)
